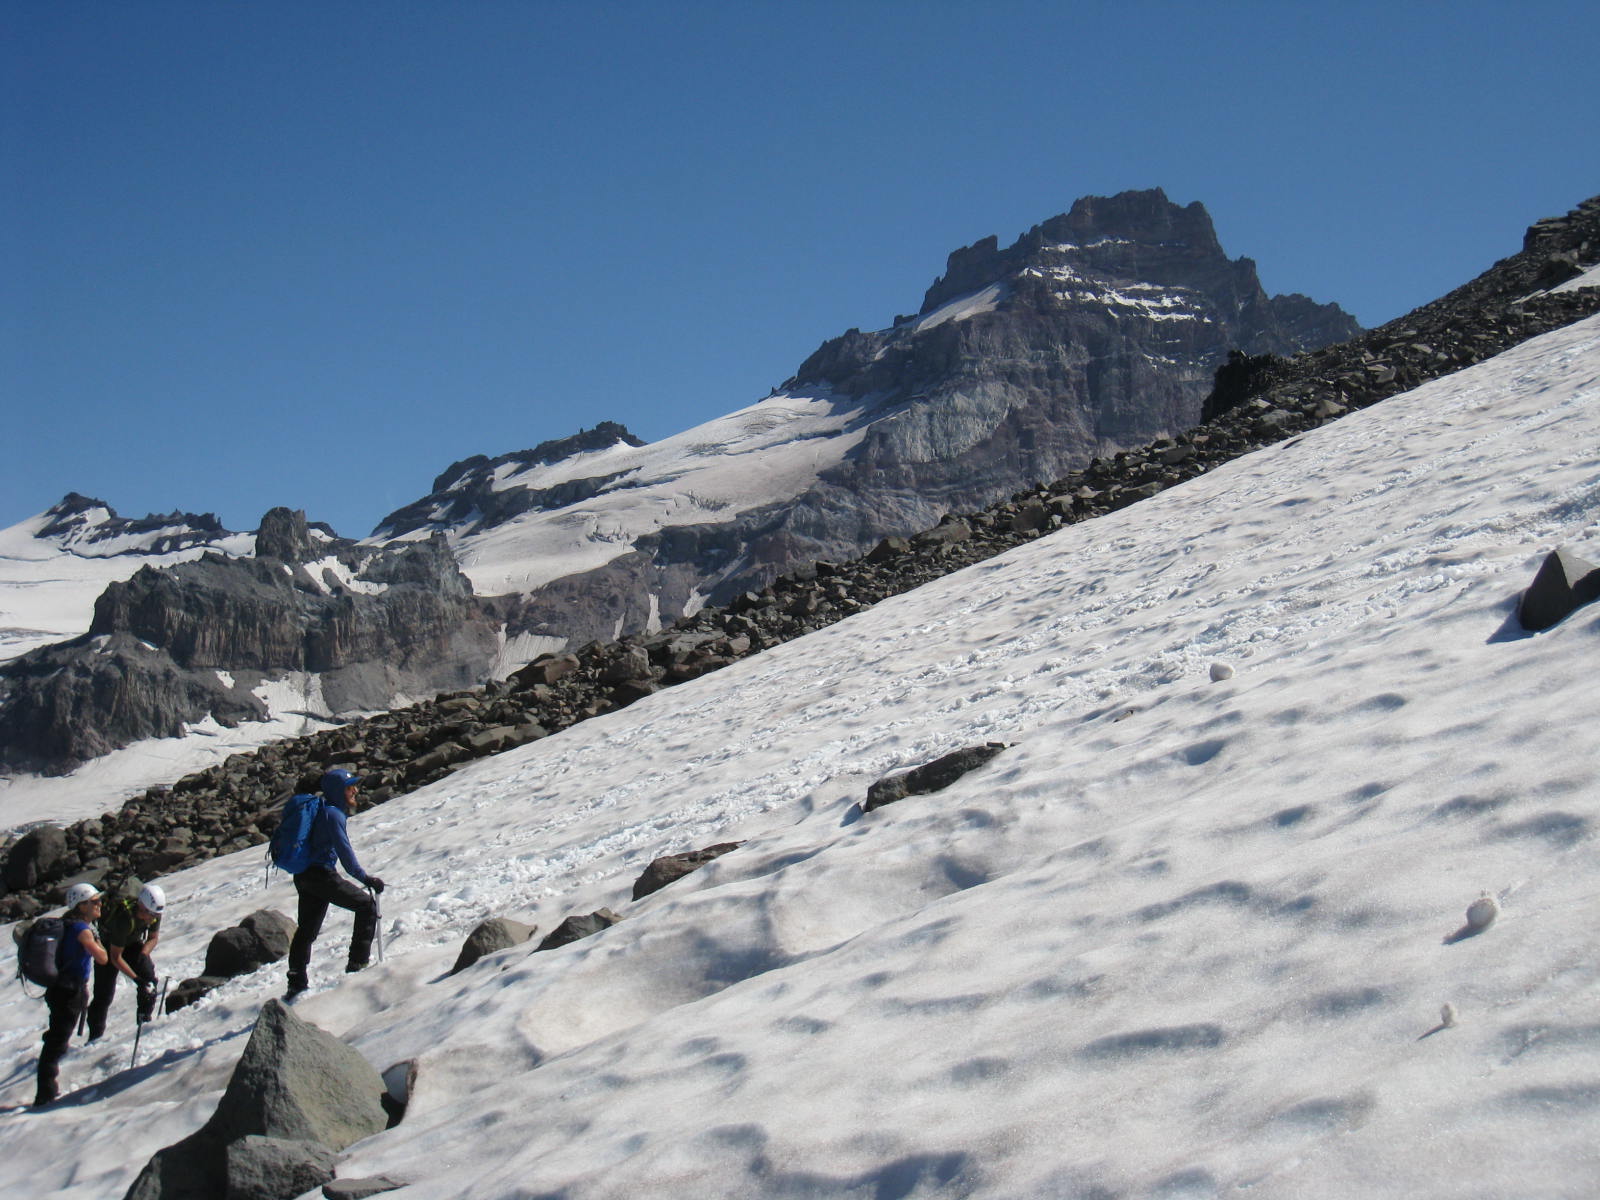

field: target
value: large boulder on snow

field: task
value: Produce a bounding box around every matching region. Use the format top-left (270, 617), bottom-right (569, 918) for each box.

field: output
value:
top-left (123, 999), bottom-right (387, 1200)
top-left (450, 916), bottom-right (538, 975)
top-left (204, 909), bottom-right (297, 978)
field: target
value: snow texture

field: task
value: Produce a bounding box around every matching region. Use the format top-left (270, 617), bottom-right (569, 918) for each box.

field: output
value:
top-left (3, 316), bottom-right (1600, 1198)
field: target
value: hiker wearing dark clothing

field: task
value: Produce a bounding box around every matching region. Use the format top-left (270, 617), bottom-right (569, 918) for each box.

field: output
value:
top-left (86, 883), bottom-right (165, 1041)
top-left (285, 768), bottom-right (385, 998)
top-left (36, 883), bottom-right (109, 1107)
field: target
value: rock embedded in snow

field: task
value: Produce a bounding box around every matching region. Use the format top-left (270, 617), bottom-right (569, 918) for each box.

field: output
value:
top-left (202, 909), bottom-right (296, 978)
top-left (450, 916), bottom-right (539, 975)
top-left (1517, 547), bottom-right (1600, 631)
top-left (864, 743), bottom-right (1010, 813)
top-left (1209, 661), bottom-right (1235, 681)
top-left (124, 999), bottom-right (387, 1200)
top-left (631, 842), bottom-right (744, 901)
top-left (535, 907), bottom-right (624, 952)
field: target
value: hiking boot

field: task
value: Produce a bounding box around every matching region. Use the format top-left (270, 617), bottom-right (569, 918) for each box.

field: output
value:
top-left (344, 959), bottom-right (369, 974)
top-left (285, 971), bottom-right (309, 999)
top-left (33, 1083), bottom-right (58, 1108)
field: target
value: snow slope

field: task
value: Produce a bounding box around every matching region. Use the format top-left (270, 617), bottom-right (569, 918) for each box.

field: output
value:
top-left (400, 388), bottom-right (873, 598)
top-left (0, 516), bottom-right (253, 665)
top-left (2, 315), bottom-right (1599, 1198)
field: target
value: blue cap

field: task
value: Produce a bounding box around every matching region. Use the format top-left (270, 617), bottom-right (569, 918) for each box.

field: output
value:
top-left (320, 768), bottom-right (363, 804)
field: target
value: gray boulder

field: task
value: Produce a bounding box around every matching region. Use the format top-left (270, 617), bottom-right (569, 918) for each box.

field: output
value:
top-left (450, 917), bottom-right (538, 975)
top-left (864, 743), bottom-right (1010, 813)
top-left (3, 825), bottom-right (70, 891)
top-left (166, 974), bottom-right (231, 1015)
top-left (124, 999), bottom-right (388, 1200)
top-left (1519, 547), bottom-right (1600, 632)
top-left (632, 842), bottom-right (743, 901)
top-left (204, 909), bottom-right (297, 978)
top-left (536, 908), bottom-right (623, 952)
top-left (226, 1135), bottom-right (338, 1200)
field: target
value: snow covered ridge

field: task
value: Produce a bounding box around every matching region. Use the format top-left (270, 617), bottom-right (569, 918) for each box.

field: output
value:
top-left (6, 315), bottom-right (1600, 1197)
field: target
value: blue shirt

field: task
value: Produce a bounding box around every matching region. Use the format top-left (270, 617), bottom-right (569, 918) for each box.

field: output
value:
top-left (59, 918), bottom-right (93, 986)
top-left (305, 801), bottom-right (372, 884)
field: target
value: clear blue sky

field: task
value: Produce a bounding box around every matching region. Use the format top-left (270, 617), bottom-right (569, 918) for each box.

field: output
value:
top-left (5, 1), bottom-right (1596, 539)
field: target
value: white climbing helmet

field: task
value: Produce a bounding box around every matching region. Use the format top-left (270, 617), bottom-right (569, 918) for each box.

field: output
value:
top-left (138, 883), bottom-right (167, 915)
top-left (64, 882), bottom-right (102, 910)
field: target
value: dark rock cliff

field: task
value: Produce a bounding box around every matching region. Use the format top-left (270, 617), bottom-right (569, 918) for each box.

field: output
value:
top-left (0, 511), bottom-right (507, 775)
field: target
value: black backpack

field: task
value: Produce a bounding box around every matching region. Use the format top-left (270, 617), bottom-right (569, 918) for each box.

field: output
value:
top-left (15, 917), bottom-right (68, 989)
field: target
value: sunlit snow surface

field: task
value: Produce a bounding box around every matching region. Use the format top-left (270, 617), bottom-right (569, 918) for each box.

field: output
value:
top-left (3, 316), bottom-right (1600, 1198)
top-left (409, 389), bottom-right (872, 596)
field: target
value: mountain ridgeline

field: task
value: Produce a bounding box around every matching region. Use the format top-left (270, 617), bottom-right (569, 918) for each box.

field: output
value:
top-left (15, 188), bottom-right (1596, 779)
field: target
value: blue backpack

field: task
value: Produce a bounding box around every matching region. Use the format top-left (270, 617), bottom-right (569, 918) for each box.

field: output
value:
top-left (268, 793), bottom-right (324, 875)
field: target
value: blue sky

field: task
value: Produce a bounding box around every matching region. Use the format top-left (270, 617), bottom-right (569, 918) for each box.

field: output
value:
top-left (4, 1), bottom-right (1596, 539)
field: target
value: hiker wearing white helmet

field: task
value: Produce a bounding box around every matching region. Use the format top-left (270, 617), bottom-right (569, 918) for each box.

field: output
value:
top-left (86, 882), bottom-right (166, 1041)
top-left (35, 883), bottom-right (109, 1107)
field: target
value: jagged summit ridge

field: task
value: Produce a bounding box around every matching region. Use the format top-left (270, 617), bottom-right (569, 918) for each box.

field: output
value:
top-left (375, 421), bottom-right (647, 539)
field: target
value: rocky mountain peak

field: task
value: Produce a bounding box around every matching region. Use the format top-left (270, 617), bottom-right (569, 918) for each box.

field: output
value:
top-left (919, 188), bottom-right (1225, 314)
top-left (254, 507), bottom-right (318, 563)
top-left (35, 492), bottom-right (230, 552)
top-left (374, 421), bottom-right (647, 540)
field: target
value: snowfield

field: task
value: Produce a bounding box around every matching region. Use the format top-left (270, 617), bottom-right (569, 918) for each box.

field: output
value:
top-left (2, 314), bottom-right (1599, 1198)
top-left (401, 389), bottom-right (874, 599)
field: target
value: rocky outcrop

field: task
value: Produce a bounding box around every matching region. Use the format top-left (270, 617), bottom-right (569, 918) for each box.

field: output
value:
top-left (0, 513), bottom-right (509, 775)
top-left (536, 908), bottom-right (624, 951)
top-left (124, 1000), bottom-right (388, 1200)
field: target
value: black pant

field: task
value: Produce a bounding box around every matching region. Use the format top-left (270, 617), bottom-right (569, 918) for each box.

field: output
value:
top-left (86, 944), bottom-right (158, 1039)
top-left (37, 982), bottom-right (87, 1106)
top-left (288, 867), bottom-right (377, 982)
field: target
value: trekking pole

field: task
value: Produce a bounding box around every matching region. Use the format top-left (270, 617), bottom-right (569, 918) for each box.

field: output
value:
top-left (368, 885), bottom-right (384, 963)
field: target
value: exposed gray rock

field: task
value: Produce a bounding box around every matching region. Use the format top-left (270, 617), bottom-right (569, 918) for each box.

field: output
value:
top-left (450, 917), bottom-right (538, 975)
top-left (322, 1177), bottom-right (408, 1199)
top-left (1518, 547), bottom-right (1600, 632)
top-left (255, 507), bottom-right (318, 565)
top-left (204, 909), bottom-right (297, 978)
top-left (124, 999), bottom-right (387, 1200)
top-left (536, 908), bottom-right (623, 952)
top-left (166, 974), bottom-right (231, 1015)
top-left (0, 528), bottom-right (505, 774)
top-left (225, 1135), bottom-right (338, 1200)
top-left (864, 743), bottom-right (1010, 813)
top-left (632, 843), bottom-right (744, 901)
top-left (3, 825), bottom-right (70, 891)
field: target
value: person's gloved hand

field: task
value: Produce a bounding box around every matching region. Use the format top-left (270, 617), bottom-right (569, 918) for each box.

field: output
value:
top-left (366, 876), bottom-right (385, 894)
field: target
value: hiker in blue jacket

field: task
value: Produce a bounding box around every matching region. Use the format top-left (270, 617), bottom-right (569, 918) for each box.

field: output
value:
top-left (36, 883), bottom-right (109, 1107)
top-left (285, 768), bottom-right (385, 998)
